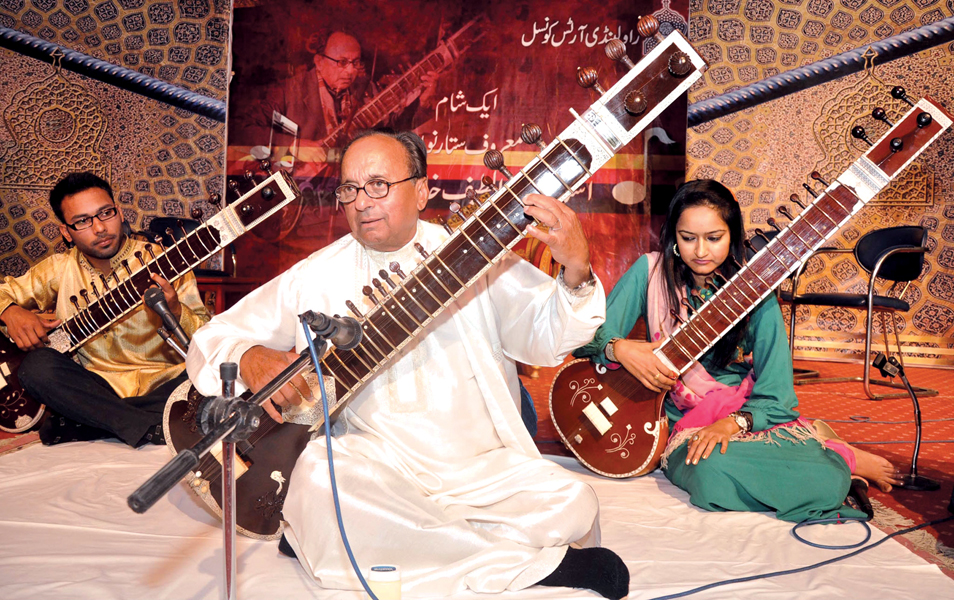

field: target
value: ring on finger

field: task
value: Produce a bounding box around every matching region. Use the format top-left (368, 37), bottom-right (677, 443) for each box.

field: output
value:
top-left (653, 372), bottom-right (659, 380)
top-left (692, 435), bottom-right (700, 441)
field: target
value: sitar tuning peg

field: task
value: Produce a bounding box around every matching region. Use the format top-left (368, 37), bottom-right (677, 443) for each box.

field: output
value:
top-left (259, 159), bottom-right (272, 175)
top-left (345, 299), bottom-right (364, 319)
top-left (145, 245), bottom-right (157, 261)
top-left (362, 285), bottom-right (379, 305)
top-left (209, 192), bottom-right (223, 209)
top-left (777, 205), bottom-right (796, 220)
top-left (604, 38), bottom-right (635, 69)
top-left (851, 125), bottom-right (873, 147)
top-left (191, 206), bottom-right (203, 220)
top-left (810, 171), bottom-right (830, 187)
top-left (483, 150), bottom-right (513, 179)
top-left (669, 308), bottom-right (686, 325)
top-left (99, 274), bottom-right (111, 290)
top-left (802, 183), bottom-right (819, 198)
top-left (753, 229), bottom-right (772, 244)
top-left (872, 107), bottom-right (894, 127)
top-left (243, 169), bottom-right (256, 183)
top-left (480, 175), bottom-right (498, 191)
top-left (79, 289), bottom-right (91, 306)
top-left (371, 278), bottom-right (388, 296)
top-left (624, 89), bottom-right (648, 117)
top-left (743, 237), bottom-right (758, 255)
top-left (89, 279), bottom-right (101, 299)
top-left (464, 188), bottom-right (479, 206)
top-left (388, 261), bottom-right (406, 279)
top-left (917, 112), bottom-right (933, 129)
top-left (668, 51), bottom-right (693, 77)
top-left (520, 123), bottom-right (547, 151)
top-left (436, 215), bottom-right (453, 234)
top-left (637, 14), bottom-right (662, 45)
top-left (766, 218), bottom-right (783, 232)
top-left (449, 201), bottom-right (463, 222)
top-left (414, 242), bottom-right (429, 259)
top-left (134, 250), bottom-right (146, 267)
top-left (891, 85), bottom-right (915, 107)
top-left (679, 298), bottom-right (696, 315)
top-left (227, 179), bottom-right (241, 198)
top-left (576, 66), bottom-right (606, 95)
top-left (70, 295), bottom-right (82, 311)
top-left (789, 193), bottom-right (807, 210)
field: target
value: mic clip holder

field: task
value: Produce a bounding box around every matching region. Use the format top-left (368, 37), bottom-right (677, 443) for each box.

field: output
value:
top-left (197, 389), bottom-right (263, 443)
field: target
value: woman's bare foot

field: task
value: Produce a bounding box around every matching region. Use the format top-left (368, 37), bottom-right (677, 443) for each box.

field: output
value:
top-left (852, 446), bottom-right (902, 492)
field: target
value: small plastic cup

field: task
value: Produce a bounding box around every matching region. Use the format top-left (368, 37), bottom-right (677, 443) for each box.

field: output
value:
top-left (367, 564), bottom-right (401, 600)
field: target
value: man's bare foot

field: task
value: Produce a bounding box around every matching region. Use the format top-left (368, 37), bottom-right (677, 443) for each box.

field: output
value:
top-left (852, 446), bottom-right (902, 492)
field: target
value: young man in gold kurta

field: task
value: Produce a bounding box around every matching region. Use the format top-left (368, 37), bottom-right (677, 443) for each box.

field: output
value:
top-left (0, 172), bottom-right (210, 446)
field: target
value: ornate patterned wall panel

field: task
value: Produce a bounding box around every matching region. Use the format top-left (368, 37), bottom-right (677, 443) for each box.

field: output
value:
top-left (0, 1), bottom-right (229, 277)
top-left (686, 1), bottom-right (954, 365)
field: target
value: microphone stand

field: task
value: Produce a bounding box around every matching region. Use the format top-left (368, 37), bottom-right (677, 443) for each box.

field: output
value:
top-left (872, 352), bottom-right (940, 492)
top-left (127, 332), bottom-right (330, 600)
top-left (157, 327), bottom-right (188, 360)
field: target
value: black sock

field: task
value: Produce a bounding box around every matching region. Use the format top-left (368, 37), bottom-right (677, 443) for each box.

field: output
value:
top-left (278, 534), bottom-right (297, 558)
top-left (38, 414), bottom-right (112, 446)
top-left (537, 547), bottom-right (630, 600)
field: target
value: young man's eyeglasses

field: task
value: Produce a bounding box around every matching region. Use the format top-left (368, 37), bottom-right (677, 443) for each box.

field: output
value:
top-left (334, 176), bottom-right (419, 204)
top-left (66, 206), bottom-right (119, 231)
top-left (322, 54), bottom-right (363, 69)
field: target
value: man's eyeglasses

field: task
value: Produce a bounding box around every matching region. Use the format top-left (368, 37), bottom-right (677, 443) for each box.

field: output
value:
top-left (334, 176), bottom-right (419, 204)
top-left (66, 206), bottom-right (119, 231)
top-left (322, 54), bottom-right (363, 69)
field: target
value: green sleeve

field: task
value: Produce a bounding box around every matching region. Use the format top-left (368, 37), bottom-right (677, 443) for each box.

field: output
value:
top-left (574, 254), bottom-right (650, 364)
top-left (741, 294), bottom-right (800, 431)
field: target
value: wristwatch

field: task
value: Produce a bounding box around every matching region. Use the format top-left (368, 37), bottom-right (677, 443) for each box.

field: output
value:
top-left (729, 411), bottom-right (752, 433)
top-left (604, 337), bottom-right (623, 363)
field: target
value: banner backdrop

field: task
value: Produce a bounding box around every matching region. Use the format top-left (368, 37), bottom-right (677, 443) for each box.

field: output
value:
top-left (226, 0), bottom-right (689, 288)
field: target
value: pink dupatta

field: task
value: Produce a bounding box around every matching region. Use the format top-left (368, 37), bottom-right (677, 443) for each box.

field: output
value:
top-left (644, 252), bottom-right (754, 433)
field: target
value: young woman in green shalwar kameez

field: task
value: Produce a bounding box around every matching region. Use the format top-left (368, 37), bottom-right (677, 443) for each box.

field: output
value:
top-left (576, 179), bottom-right (900, 522)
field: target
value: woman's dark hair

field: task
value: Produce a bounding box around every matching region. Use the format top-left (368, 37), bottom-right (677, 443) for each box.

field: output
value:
top-left (655, 179), bottom-right (748, 368)
top-left (49, 172), bottom-right (114, 223)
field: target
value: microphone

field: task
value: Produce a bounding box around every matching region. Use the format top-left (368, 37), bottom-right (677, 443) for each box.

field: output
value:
top-left (144, 287), bottom-right (191, 350)
top-left (301, 311), bottom-right (362, 350)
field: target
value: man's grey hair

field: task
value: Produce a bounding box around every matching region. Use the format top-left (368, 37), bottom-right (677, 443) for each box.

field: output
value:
top-left (340, 129), bottom-right (428, 180)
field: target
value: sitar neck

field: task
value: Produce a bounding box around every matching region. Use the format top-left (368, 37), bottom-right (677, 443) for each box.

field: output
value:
top-left (657, 97), bottom-right (952, 374)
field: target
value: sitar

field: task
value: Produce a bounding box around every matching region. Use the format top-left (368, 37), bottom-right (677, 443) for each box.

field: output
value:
top-left (0, 170), bottom-right (300, 433)
top-left (549, 93), bottom-right (953, 478)
top-left (165, 23), bottom-right (707, 539)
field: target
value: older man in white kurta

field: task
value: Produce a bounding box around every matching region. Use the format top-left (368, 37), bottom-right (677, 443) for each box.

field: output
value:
top-left (186, 131), bottom-right (629, 599)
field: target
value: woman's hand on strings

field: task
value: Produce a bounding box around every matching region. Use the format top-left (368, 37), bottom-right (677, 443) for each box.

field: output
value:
top-left (613, 339), bottom-right (678, 393)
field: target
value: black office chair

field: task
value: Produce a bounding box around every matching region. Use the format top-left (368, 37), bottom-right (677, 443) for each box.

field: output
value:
top-left (147, 217), bottom-right (236, 278)
top-left (780, 226), bottom-right (937, 400)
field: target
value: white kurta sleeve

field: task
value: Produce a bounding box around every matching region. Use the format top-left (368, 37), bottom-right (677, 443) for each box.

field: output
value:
top-left (485, 252), bottom-right (605, 367)
top-left (186, 260), bottom-right (307, 396)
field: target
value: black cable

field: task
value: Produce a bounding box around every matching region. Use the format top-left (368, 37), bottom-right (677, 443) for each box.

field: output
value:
top-left (648, 515), bottom-right (954, 600)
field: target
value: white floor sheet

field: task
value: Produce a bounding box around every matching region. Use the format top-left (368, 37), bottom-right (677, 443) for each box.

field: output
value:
top-left (0, 441), bottom-right (951, 600)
